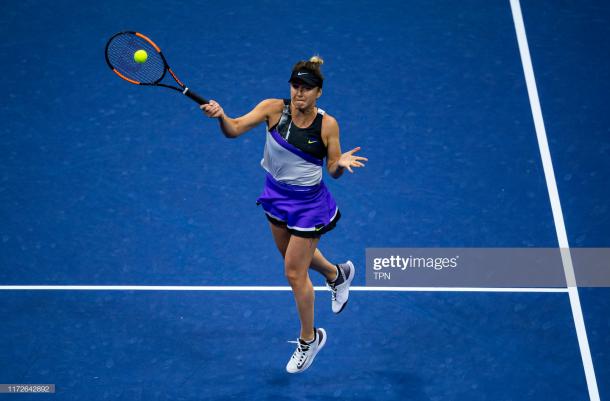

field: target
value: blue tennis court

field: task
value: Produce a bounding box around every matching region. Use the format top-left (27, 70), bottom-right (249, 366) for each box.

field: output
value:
top-left (1, 0), bottom-right (608, 400)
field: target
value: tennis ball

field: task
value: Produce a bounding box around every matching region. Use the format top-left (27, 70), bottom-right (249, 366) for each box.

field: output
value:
top-left (134, 49), bottom-right (148, 63)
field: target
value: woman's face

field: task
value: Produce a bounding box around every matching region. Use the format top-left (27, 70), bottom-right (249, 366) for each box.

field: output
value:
top-left (290, 82), bottom-right (321, 110)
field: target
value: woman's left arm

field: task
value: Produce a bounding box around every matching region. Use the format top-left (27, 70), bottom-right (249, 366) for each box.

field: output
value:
top-left (324, 115), bottom-right (368, 179)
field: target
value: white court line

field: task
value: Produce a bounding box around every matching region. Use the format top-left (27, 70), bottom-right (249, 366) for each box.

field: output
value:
top-left (0, 285), bottom-right (567, 292)
top-left (509, 1), bottom-right (600, 400)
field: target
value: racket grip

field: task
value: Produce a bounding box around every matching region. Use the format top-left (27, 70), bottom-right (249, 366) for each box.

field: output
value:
top-left (183, 87), bottom-right (208, 105)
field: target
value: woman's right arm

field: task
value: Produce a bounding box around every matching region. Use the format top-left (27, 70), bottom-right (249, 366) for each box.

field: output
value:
top-left (201, 99), bottom-right (283, 139)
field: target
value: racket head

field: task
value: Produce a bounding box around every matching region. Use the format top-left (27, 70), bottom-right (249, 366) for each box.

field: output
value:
top-left (105, 31), bottom-right (169, 86)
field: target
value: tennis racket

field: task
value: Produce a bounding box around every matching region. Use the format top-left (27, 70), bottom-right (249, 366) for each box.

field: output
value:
top-left (105, 31), bottom-right (208, 105)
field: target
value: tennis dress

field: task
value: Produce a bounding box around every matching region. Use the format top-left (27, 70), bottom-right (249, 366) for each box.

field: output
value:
top-left (256, 99), bottom-right (341, 237)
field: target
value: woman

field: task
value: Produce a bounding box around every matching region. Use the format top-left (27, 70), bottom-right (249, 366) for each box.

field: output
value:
top-left (201, 56), bottom-right (367, 373)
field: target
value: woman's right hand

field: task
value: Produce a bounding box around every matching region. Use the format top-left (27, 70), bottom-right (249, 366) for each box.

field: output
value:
top-left (200, 100), bottom-right (224, 118)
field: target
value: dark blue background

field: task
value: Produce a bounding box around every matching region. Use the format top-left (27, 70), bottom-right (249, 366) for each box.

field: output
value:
top-left (0, 0), bottom-right (608, 399)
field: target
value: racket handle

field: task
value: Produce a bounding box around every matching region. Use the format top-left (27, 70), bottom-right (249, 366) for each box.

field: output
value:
top-left (183, 87), bottom-right (208, 105)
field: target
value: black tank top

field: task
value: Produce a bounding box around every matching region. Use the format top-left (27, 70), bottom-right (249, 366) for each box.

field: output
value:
top-left (268, 99), bottom-right (327, 161)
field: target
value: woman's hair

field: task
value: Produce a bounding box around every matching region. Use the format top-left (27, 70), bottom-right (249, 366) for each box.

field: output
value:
top-left (291, 55), bottom-right (324, 86)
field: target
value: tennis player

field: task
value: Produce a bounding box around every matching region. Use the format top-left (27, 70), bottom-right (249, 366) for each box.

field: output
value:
top-left (201, 56), bottom-right (367, 373)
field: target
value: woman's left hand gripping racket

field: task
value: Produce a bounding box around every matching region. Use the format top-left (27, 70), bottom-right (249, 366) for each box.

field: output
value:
top-left (105, 31), bottom-right (208, 105)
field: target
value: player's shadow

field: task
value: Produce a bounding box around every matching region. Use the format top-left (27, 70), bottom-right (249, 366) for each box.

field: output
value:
top-left (263, 367), bottom-right (427, 401)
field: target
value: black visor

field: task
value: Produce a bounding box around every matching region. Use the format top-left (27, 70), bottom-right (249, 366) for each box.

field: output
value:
top-left (288, 69), bottom-right (323, 88)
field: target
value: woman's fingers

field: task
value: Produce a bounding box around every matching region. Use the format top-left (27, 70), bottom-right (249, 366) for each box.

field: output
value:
top-left (200, 100), bottom-right (216, 110)
top-left (347, 146), bottom-right (361, 155)
top-left (338, 150), bottom-right (367, 172)
top-left (200, 100), bottom-right (223, 118)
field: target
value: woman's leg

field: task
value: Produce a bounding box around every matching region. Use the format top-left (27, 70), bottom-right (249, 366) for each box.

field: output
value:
top-left (268, 223), bottom-right (318, 340)
top-left (284, 235), bottom-right (319, 341)
top-left (310, 248), bottom-right (339, 282)
top-left (269, 221), bottom-right (336, 282)
top-left (268, 222), bottom-right (290, 258)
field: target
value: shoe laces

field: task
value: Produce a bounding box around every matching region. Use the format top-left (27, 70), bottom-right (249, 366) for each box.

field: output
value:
top-left (326, 281), bottom-right (337, 300)
top-left (326, 267), bottom-right (342, 301)
top-left (287, 340), bottom-right (311, 364)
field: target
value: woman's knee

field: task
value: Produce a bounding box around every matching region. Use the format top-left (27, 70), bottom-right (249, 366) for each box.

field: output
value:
top-left (284, 259), bottom-right (308, 285)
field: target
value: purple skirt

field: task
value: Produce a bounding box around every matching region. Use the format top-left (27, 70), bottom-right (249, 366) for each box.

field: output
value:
top-left (256, 173), bottom-right (341, 238)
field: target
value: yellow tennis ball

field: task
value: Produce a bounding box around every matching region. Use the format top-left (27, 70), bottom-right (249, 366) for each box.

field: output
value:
top-left (134, 49), bottom-right (148, 63)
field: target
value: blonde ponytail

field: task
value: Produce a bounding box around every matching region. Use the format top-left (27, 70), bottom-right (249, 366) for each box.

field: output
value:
top-left (309, 55), bottom-right (324, 66)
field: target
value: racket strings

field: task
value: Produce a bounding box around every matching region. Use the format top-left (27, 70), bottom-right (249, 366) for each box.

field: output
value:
top-left (106, 33), bottom-right (165, 84)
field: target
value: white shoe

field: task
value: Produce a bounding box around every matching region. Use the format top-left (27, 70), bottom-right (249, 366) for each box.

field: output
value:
top-left (286, 327), bottom-right (327, 374)
top-left (327, 261), bottom-right (355, 314)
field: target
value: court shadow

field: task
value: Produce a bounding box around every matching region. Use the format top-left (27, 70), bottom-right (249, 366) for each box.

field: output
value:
top-left (261, 366), bottom-right (428, 401)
